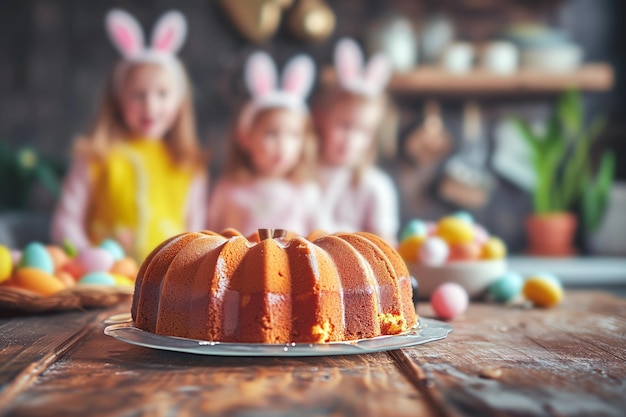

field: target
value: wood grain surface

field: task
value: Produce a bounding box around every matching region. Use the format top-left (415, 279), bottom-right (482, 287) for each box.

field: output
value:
top-left (0, 291), bottom-right (624, 417)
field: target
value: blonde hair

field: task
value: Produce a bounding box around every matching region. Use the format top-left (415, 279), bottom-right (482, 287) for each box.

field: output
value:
top-left (75, 61), bottom-right (205, 170)
top-left (313, 86), bottom-right (397, 182)
top-left (224, 107), bottom-right (317, 183)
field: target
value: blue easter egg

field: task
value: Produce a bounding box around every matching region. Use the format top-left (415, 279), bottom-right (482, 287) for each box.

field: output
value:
top-left (400, 219), bottom-right (428, 242)
top-left (99, 239), bottom-right (125, 261)
top-left (19, 242), bottom-right (54, 274)
top-left (488, 271), bottom-right (524, 303)
top-left (452, 211), bottom-right (474, 225)
top-left (78, 272), bottom-right (116, 286)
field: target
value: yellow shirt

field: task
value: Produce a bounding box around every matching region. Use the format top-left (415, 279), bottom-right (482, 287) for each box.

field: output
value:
top-left (86, 139), bottom-right (194, 261)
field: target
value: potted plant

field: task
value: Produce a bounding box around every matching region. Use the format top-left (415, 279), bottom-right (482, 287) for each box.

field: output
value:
top-left (512, 89), bottom-right (615, 257)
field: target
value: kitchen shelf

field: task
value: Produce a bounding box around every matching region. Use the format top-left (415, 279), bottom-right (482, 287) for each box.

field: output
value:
top-left (321, 63), bottom-right (614, 97)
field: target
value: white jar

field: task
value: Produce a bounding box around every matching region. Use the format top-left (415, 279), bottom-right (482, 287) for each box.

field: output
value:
top-left (482, 41), bottom-right (519, 75)
top-left (442, 42), bottom-right (474, 74)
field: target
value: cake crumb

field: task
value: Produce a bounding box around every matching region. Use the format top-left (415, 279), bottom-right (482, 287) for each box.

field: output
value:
top-left (311, 321), bottom-right (333, 342)
top-left (379, 313), bottom-right (405, 335)
top-left (479, 368), bottom-right (503, 379)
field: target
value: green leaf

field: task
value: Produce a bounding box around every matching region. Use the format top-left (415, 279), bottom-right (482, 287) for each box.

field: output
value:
top-left (582, 151), bottom-right (616, 232)
top-left (558, 88), bottom-right (582, 134)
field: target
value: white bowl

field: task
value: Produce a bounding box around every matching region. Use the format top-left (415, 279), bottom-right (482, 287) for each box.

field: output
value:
top-left (407, 259), bottom-right (507, 299)
top-left (520, 44), bottom-right (583, 73)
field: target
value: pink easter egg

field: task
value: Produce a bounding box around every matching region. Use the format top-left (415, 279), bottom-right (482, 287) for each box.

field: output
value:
top-left (11, 250), bottom-right (22, 265)
top-left (418, 237), bottom-right (449, 266)
top-left (426, 222), bottom-right (438, 236)
top-left (473, 224), bottom-right (489, 245)
top-left (431, 283), bottom-right (469, 320)
top-left (75, 247), bottom-right (115, 274)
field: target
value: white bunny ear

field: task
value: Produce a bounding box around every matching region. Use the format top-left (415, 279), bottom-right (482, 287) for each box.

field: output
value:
top-left (334, 38), bottom-right (364, 86)
top-left (106, 9), bottom-right (145, 58)
top-left (245, 52), bottom-right (278, 98)
top-left (281, 55), bottom-right (315, 99)
top-left (151, 10), bottom-right (187, 54)
top-left (365, 53), bottom-right (391, 92)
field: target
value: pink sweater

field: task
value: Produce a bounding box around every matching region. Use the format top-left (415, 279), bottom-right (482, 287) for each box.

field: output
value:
top-left (318, 166), bottom-right (399, 245)
top-left (207, 178), bottom-right (322, 237)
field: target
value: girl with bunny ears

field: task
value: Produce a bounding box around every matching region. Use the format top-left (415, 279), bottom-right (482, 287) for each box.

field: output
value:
top-left (51, 9), bottom-right (207, 261)
top-left (313, 38), bottom-right (400, 244)
top-left (207, 51), bottom-right (320, 236)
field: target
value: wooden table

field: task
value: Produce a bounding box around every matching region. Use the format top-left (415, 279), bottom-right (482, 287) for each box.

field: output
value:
top-left (1, 290), bottom-right (624, 417)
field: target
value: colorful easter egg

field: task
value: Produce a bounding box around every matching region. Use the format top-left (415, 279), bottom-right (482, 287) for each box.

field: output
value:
top-left (99, 239), bottom-right (125, 261)
top-left (110, 257), bottom-right (139, 280)
top-left (473, 224), bottom-right (490, 246)
top-left (481, 237), bottom-right (507, 260)
top-left (46, 245), bottom-right (69, 271)
top-left (418, 237), bottom-right (449, 266)
top-left (452, 211), bottom-right (474, 224)
top-left (13, 267), bottom-right (65, 296)
top-left (10, 249), bottom-right (22, 265)
top-left (431, 283), bottom-right (469, 320)
top-left (398, 235), bottom-right (427, 263)
top-left (448, 242), bottom-right (481, 262)
top-left (61, 260), bottom-right (86, 281)
top-left (426, 222), bottom-right (437, 236)
top-left (0, 245), bottom-right (13, 283)
top-left (523, 273), bottom-right (563, 308)
top-left (400, 219), bottom-right (428, 242)
top-left (436, 217), bottom-right (474, 244)
top-left (78, 272), bottom-right (116, 286)
top-left (19, 242), bottom-right (54, 274)
top-left (62, 239), bottom-right (78, 258)
top-left (111, 273), bottom-right (134, 286)
top-left (488, 272), bottom-right (524, 303)
top-left (76, 248), bottom-right (115, 273)
top-left (55, 271), bottom-right (76, 287)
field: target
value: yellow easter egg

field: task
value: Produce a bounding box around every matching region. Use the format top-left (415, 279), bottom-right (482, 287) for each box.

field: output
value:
top-left (397, 235), bottom-right (427, 262)
top-left (111, 273), bottom-right (134, 287)
top-left (481, 237), bottom-right (507, 260)
top-left (0, 245), bottom-right (13, 283)
top-left (436, 217), bottom-right (474, 244)
top-left (523, 276), bottom-right (563, 308)
top-left (14, 267), bottom-right (66, 296)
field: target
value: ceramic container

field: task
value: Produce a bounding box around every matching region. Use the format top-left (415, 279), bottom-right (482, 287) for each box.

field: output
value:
top-left (408, 259), bottom-right (507, 299)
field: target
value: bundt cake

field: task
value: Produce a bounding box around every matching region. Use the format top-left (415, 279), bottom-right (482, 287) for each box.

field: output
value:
top-left (131, 228), bottom-right (418, 344)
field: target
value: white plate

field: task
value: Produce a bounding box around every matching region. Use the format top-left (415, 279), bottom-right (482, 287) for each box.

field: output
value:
top-left (103, 314), bottom-right (452, 357)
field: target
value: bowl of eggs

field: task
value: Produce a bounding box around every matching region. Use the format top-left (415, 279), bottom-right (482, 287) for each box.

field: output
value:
top-left (398, 212), bottom-right (507, 299)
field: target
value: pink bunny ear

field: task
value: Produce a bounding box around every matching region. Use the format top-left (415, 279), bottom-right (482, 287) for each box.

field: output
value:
top-left (106, 9), bottom-right (145, 58)
top-left (365, 53), bottom-right (391, 92)
top-left (245, 52), bottom-right (278, 99)
top-left (334, 38), bottom-right (364, 86)
top-left (282, 55), bottom-right (315, 99)
top-left (151, 10), bottom-right (187, 54)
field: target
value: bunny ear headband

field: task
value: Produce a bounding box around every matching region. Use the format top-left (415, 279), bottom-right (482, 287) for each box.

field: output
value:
top-left (106, 9), bottom-right (188, 96)
top-left (238, 51), bottom-right (316, 136)
top-left (334, 38), bottom-right (391, 97)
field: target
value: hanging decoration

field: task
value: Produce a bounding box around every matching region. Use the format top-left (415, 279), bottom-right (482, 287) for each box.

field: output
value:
top-left (219, 0), bottom-right (335, 44)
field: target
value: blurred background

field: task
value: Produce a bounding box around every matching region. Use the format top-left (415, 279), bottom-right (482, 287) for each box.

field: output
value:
top-left (0, 0), bottom-right (624, 255)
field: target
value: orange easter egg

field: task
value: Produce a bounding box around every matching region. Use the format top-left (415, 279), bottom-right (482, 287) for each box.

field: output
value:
top-left (55, 271), bottom-right (76, 287)
top-left (397, 235), bottom-right (427, 263)
top-left (448, 242), bottom-right (481, 262)
top-left (13, 267), bottom-right (66, 296)
top-left (110, 257), bottom-right (139, 281)
top-left (46, 245), bottom-right (69, 271)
